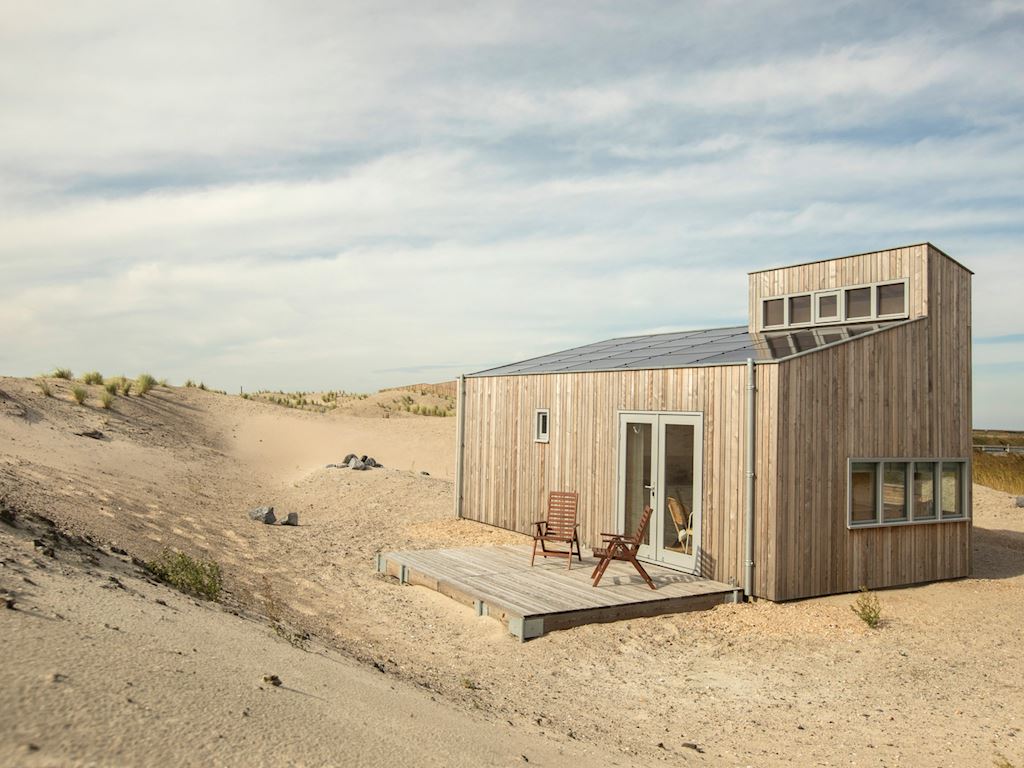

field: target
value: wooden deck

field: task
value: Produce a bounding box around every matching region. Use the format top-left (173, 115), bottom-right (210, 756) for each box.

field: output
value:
top-left (376, 545), bottom-right (741, 641)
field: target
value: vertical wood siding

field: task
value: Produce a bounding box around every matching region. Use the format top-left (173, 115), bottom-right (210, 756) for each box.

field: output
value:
top-left (748, 244), bottom-right (929, 332)
top-left (768, 248), bottom-right (972, 600)
top-left (461, 364), bottom-right (778, 595)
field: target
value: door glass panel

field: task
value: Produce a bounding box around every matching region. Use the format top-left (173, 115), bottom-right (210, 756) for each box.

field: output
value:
top-left (882, 462), bottom-right (908, 521)
top-left (662, 424), bottom-right (695, 556)
top-left (914, 462), bottom-right (936, 519)
top-left (623, 422), bottom-right (652, 545)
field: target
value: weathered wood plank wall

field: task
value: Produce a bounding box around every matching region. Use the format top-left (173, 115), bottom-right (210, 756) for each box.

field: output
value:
top-left (748, 244), bottom-right (929, 332)
top-left (768, 247), bottom-right (972, 600)
top-left (460, 364), bottom-right (778, 595)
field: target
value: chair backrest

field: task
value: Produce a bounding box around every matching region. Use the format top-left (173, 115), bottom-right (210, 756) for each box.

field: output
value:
top-left (545, 491), bottom-right (579, 538)
top-left (629, 505), bottom-right (653, 546)
top-left (667, 497), bottom-right (687, 527)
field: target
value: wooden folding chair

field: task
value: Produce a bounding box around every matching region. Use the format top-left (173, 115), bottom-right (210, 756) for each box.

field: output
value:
top-left (591, 505), bottom-right (656, 589)
top-left (530, 491), bottom-right (582, 570)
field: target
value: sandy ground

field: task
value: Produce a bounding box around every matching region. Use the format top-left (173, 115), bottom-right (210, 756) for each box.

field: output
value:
top-left (1, 376), bottom-right (1022, 767)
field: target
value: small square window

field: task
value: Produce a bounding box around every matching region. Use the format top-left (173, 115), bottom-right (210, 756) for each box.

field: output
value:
top-left (816, 293), bottom-right (840, 321)
top-left (535, 409), bottom-right (549, 443)
top-left (763, 298), bottom-right (784, 327)
top-left (877, 282), bottom-right (906, 316)
top-left (882, 462), bottom-right (909, 522)
top-left (789, 294), bottom-right (811, 324)
top-left (845, 287), bottom-right (872, 319)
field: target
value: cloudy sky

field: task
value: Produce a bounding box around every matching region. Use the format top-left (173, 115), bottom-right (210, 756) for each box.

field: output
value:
top-left (1, 1), bottom-right (1021, 427)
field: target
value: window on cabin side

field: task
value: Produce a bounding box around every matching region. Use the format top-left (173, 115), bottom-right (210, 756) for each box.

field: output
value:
top-left (877, 282), bottom-right (906, 316)
top-left (914, 462), bottom-right (937, 519)
top-left (882, 462), bottom-right (909, 522)
top-left (941, 463), bottom-right (963, 518)
top-left (763, 299), bottom-right (784, 327)
top-left (817, 293), bottom-right (839, 321)
top-left (535, 409), bottom-right (550, 443)
top-left (845, 287), bottom-right (872, 319)
top-left (789, 294), bottom-right (811, 324)
top-left (850, 462), bottom-right (878, 525)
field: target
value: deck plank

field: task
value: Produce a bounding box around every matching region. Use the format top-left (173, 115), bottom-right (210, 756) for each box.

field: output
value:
top-left (380, 545), bottom-right (739, 639)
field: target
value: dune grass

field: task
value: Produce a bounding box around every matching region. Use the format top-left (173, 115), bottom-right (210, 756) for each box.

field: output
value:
top-left (70, 386), bottom-right (87, 405)
top-left (973, 451), bottom-right (1024, 495)
top-left (146, 549), bottom-right (222, 601)
top-left (100, 391), bottom-right (114, 409)
top-left (37, 379), bottom-right (52, 397)
top-left (104, 381), bottom-right (119, 395)
top-left (121, 379), bottom-right (133, 396)
top-left (136, 373), bottom-right (157, 395)
top-left (52, 367), bottom-right (73, 380)
top-left (81, 371), bottom-right (104, 385)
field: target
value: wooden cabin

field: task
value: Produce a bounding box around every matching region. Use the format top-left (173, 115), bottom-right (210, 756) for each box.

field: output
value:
top-left (453, 243), bottom-right (973, 601)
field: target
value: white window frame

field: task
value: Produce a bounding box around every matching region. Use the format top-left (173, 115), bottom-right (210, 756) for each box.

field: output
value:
top-left (875, 279), bottom-right (910, 320)
top-left (761, 297), bottom-right (787, 330)
top-left (813, 289), bottom-right (843, 324)
top-left (534, 409), bottom-right (550, 443)
top-left (846, 458), bottom-right (969, 529)
top-left (760, 278), bottom-right (909, 330)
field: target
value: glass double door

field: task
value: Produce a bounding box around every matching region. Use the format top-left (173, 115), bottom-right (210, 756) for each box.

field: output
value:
top-left (617, 412), bottom-right (703, 572)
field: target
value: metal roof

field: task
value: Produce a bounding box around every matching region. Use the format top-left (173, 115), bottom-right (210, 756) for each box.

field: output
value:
top-left (467, 322), bottom-right (905, 377)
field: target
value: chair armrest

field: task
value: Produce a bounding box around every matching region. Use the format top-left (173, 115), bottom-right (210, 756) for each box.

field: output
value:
top-left (599, 532), bottom-right (624, 539)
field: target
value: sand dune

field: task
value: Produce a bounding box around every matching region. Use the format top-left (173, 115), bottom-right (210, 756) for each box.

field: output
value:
top-left (2, 375), bottom-right (1023, 766)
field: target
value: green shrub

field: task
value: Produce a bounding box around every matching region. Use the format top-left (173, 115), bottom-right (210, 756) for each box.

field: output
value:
top-left (121, 380), bottom-right (133, 396)
top-left (146, 549), bottom-right (222, 601)
top-left (136, 373), bottom-right (156, 395)
top-left (851, 586), bottom-right (881, 628)
top-left (198, 382), bottom-right (207, 391)
top-left (104, 381), bottom-right (119, 395)
top-left (100, 391), bottom-right (113, 409)
top-left (184, 379), bottom-right (196, 388)
top-left (52, 367), bottom-right (73, 380)
top-left (37, 379), bottom-right (52, 397)
top-left (70, 386), bottom-right (87, 405)
top-left (81, 371), bottom-right (104, 385)
top-left (158, 378), bottom-right (169, 387)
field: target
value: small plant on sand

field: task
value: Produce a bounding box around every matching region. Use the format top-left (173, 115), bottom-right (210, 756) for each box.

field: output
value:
top-left (851, 586), bottom-right (881, 628)
top-left (81, 371), bottom-right (104, 385)
top-left (261, 576), bottom-right (309, 649)
top-left (136, 373), bottom-right (156, 395)
top-left (100, 391), bottom-right (114, 409)
top-left (460, 677), bottom-right (480, 690)
top-left (70, 386), bottom-right (87, 405)
top-left (104, 381), bottom-right (119, 395)
top-left (121, 379), bottom-right (133, 396)
top-left (146, 548), bottom-right (222, 600)
top-left (158, 378), bottom-right (169, 387)
top-left (994, 753), bottom-right (1018, 768)
top-left (52, 367), bottom-right (73, 380)
top-left (184, 379), bottom-right (196, 388)
top-left (198, 381), bottom-right (208, 391)
top-left (37, 379), bottom-right (52, 397)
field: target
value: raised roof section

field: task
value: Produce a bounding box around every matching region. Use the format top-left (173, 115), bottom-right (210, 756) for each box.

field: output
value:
top-left (467, 322), bottom-right (906, 377)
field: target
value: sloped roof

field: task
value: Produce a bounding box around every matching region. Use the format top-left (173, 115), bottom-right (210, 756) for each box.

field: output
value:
top-left (467, 322), bottom-right (905, 377)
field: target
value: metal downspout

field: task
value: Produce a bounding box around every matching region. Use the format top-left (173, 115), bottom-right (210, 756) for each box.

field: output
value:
top-left (454, 375), bottom-right (467, 519)
top-left (745, 358), bottom-right (757, 599)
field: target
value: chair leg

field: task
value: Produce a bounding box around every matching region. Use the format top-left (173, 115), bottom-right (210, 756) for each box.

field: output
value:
top-left (591, 548), bottom-right (615, 586)
top-left (565, 546), bottom-right (572, 570)
top-left (628, 554), bottom-right (656, 590)
top-left (530, 538), bottom-right (538, 567)
top-left (573, 534), bottom-right (583, 562)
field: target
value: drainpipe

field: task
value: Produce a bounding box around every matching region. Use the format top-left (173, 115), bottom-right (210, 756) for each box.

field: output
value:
top-left (744, 358), bottom-right (756, 599)
top-left (454, 375), bottom-right (467, 519)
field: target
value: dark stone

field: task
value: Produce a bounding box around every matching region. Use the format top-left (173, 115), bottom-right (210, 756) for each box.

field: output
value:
top-left (343, 453), bottom-right (357, 464)
top-left (360, 455), bottom-right (367, 462)
top-left (348, 457), bottom-right (366, 470)
top-left (281, 512), bottom-right (299, 526)
top-left (365, 457), bottom-right (379, 468)
top-left (73, 429), bottom-right (104, 440)
top-left (325, 463), bottom-right (346, 469)
top-left (110, 545), bottom-right (128, 556)
top-left (420, 471), bottom-right (430, 476)
top-left (1016, 496), bottom-right (1024, 508)
top-left (263, 674), bottom-right (282, 687)
top-left (248, 506), bottom-right (275, 523)
top-left (5, 597), bottom-right (15, 610)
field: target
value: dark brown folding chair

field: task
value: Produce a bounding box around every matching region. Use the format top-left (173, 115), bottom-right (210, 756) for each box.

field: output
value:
top-left (530, 491), bottom-right (582, 570)
top-left (591, 505), bottom-right (656, 589)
